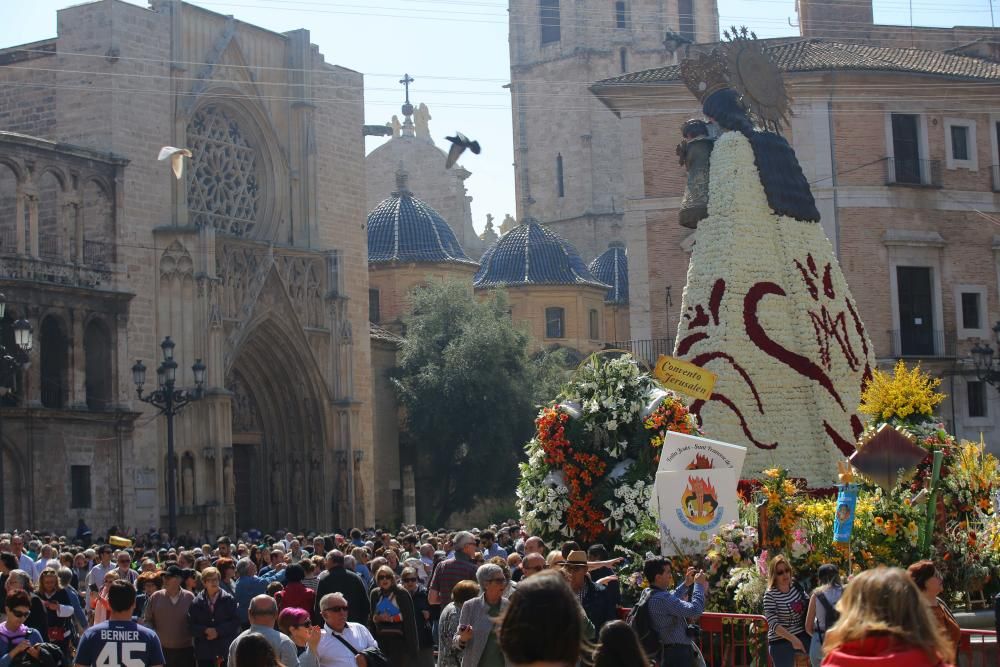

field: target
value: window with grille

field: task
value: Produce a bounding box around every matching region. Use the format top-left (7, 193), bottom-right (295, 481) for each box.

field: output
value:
top-left (541, 0), bottom-right (560, 44)
top-left (968, 380), bottom-right (987, 418)
top-left (615, 1), bottom-right (628, 28)
top-left (545, 307), bottom-right (565, 338)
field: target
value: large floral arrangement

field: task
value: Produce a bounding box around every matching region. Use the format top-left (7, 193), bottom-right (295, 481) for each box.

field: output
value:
top-left (517, 354), bottom-right (699, 544)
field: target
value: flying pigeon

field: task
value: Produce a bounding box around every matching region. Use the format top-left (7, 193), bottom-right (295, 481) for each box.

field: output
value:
top-left (158, 146), bottom-right (193, 180)
top-left (444, 132), bottom-right (481, 169)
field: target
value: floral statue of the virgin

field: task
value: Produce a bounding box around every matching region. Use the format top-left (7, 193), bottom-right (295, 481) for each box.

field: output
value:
top-left (673, 30), bottom-right (875, 484)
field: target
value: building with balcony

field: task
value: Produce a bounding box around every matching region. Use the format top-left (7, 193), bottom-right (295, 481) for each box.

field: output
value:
top-left (591, 32), bottom-right (1000, 457)
top-left (0, 0), bottom-right (374, 534)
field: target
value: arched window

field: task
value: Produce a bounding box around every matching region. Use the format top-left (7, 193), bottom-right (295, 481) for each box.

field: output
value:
top-left (39, 315), bottom-right (67, 409)
top-left (82, 180), bottom-right (114, 266)
top-left (545, 307), bottom-right (565, 339)
top-left (678, 0), bottom-right (695, 42)
top-left (0, 164), bottom-right (18, 254)
top-left (84, 319), bottom-right (112, 411)
top-left (615, 2), bottom-right (628, 28)
top-left (556, 154), bottom-right (565, 198)
top-left (36, 170), bottom-right (62, 260)
top-left (620, 48), bottom-right (628, 73)
top-left (181, 452), bottom-right (196, 508)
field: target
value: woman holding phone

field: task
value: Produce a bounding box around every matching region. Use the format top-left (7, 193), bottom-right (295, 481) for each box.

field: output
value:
top-left (0, 590), bottom-right (44, 667)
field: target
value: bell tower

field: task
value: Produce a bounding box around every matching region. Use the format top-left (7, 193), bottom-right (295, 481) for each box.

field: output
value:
top-left (508, 0), bottom-right (719, 260)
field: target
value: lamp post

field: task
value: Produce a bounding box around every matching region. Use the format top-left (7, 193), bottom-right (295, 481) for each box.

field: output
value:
top-left (0, 293), bottom-right (33, 530)
top-left (971, 321), bottom-right (1000, 391)
top-left (131, 336), bottom-right (206, 541)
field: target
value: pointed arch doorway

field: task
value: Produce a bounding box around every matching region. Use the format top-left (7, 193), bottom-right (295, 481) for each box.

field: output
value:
top-left (226, 317), bottom-right (331, 532)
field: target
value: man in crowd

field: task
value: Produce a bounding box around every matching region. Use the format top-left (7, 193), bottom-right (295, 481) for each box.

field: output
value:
top-left (10, 535), bottom-right (35, 575)
top-left (75, 581), bottom-right (165, 667)
top-left (519, 553), bottom-right (546, 580)
top-left (478, 530), bottom-right (505, 559)
top-left (427, 531), bottom-right (478, 606)
top-left (229, 594), bottom-right (303, 667)
top-left (143, 565), bottom-right (195, 667)
top-left (644, 556), bottom-right (708, 667)
top-left (233, 558), bottom-right (284, 628)
top-left (315, 592), bottom-right (379, 667)
top-left (216, 537), bottom-right (233, 561)
top-left (85, 546), bottom-right (115, 606)
top-left (315, 551), bottom-right (369, 626)
top-left (563, 550), bottom-right (616, 640)
top-left (114, 551), bottom-right (138, 585)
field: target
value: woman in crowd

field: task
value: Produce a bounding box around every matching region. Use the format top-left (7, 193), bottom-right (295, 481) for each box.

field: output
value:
top-left (805, 563), bottom-right (843, 667)
top-left (401, 566), bottom-right (434, 667)
top-left (385, 550), bottom-right (402, 576)
top-left (823, 567), bottom-right (953, 667)
top-left (188, 566), bottom-right (240, 667)
top-left (275, 564), bottom-right (315, 615)
top-left (0, 590), bottom-right (44, 667)
top-left (438, 580), bottom-right (479, 667)
top-left (216, 558), bottom-right (236, 595)
top-left (369, 565), bottom-right (419, 666)
top-left (233, 632), bottom-right (283, 667)
top-left (36, 568), bottom-right (73, 664)
top-left (90, 570), bottom-right (118, 626)
top-left (456, 563), bottom-right (509, 667)
top-left (134, 570), bottom-right (163, 621)
top-left (275, 606), bottom-right (321, 667)
top-left (4, 571), bottom-right (46, 639)
top-left (906, 560), bottom-right (961, 663)
top-left (763, 554), bottom-right (810, 667)
top-left (498, 570), bottom-right (590, 667)
top-left (592, 620), bottom-right (649, 667)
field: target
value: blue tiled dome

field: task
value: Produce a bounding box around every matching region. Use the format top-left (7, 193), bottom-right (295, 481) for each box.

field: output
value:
top-left (588, 242), bottom-right (629, 304)
top-left (474, 219), bottom-right (608, 290)
top-left (367, 173), bottom-right (477, 266)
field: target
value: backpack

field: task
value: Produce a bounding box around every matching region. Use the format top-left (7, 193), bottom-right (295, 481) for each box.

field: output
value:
top-left (626, 587), bottom-right (664, 662)
top-left (815, 591), bottom-right (840, 641)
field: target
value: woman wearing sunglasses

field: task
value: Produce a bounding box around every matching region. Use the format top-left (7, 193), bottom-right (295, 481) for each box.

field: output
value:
top-left (0, 590), bottom-right (44, 667)
top-left (763, 555), bottom-right (810, 667)
top-left (369, 566), bottom-right (419, 666)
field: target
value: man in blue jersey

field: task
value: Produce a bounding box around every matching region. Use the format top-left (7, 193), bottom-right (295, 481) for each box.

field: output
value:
top-left (75, 580), bottom-right (165, 667)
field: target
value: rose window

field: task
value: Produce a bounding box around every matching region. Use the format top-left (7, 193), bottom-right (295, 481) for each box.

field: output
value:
top-left (186, 105), bottom-right (261, 236)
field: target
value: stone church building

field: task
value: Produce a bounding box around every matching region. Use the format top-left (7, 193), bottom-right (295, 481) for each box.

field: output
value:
top-left (0, 0), bottom-right (374, 536)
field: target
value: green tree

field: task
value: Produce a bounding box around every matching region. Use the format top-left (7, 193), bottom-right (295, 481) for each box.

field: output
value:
top-left (391, 280), bottom-right (567, 526)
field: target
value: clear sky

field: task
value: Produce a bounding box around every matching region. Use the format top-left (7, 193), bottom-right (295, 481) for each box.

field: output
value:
top-left (1, 0), bottom-right (997, 234)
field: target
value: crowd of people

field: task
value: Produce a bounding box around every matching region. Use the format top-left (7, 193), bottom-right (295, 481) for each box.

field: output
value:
top-left (0, 523), bottom-right (986, 667)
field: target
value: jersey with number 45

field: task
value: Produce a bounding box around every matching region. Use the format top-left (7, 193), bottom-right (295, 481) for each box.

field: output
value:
top-left (74, 620), bottom-right (165, 667)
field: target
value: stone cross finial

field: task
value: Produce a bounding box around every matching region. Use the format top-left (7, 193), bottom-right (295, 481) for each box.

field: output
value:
top-left (400, 73), bottom-right (414, 105)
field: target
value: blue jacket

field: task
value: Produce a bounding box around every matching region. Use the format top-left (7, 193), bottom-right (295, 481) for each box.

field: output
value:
top-left (234, 570), bottom-right (285, 625)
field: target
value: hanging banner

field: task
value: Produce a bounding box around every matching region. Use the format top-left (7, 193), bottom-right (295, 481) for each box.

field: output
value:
top-left (833, 483), bottom-right (859, 543)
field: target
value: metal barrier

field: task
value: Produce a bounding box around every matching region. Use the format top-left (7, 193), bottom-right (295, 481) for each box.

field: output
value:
top-left (697, 612), bottom-right (771, 667)
top-left (958, 628), bottom-right (997, 667)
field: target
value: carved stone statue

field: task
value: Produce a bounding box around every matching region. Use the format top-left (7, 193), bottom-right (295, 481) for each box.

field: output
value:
top-left (500, 214), bottom-right (517, 235)
top-left (479, 214), bottom-right (499, 244)
top-left (390, 115), bottom-right (402, 138)
top-left (414, 103), bottom-right (431, 140)
top-left (677, 119), bottom-right (714, 229)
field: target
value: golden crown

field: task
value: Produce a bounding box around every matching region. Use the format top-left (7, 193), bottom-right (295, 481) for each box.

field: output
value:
top-left (679, 50), bottom-right (729, 102)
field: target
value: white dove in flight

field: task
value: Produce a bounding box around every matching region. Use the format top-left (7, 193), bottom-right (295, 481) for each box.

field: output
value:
top-left (158, 146), bottom-right (193, 180)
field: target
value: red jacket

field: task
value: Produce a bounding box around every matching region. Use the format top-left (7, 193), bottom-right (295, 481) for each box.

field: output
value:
top-left (822, 636), bottom-right (953, 667)
top-left (275, 582), bottom-right (316, 615)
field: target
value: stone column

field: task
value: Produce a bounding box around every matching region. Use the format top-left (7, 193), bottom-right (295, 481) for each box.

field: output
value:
top-left (13, 191), bottom-right (24, 255)
top-left (26, 194), bottom-right (38, 259)
top-left (69, 308), bottom-right (87, 409)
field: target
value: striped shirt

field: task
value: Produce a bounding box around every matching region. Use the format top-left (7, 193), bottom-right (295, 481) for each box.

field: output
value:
top-left (763, 586), bottom-right (808, 642)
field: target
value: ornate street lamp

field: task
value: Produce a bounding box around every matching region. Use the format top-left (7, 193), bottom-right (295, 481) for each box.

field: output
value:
top-left (0, 293), bottom-right (32, 529)
top-left (971, 322), bottom-right (1000, 391)
top-left (132, 337), bottom-right (206, 541)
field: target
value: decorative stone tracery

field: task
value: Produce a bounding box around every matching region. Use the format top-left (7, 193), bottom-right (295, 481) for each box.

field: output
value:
top-left (187, 105), bottom-right (261, 236)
